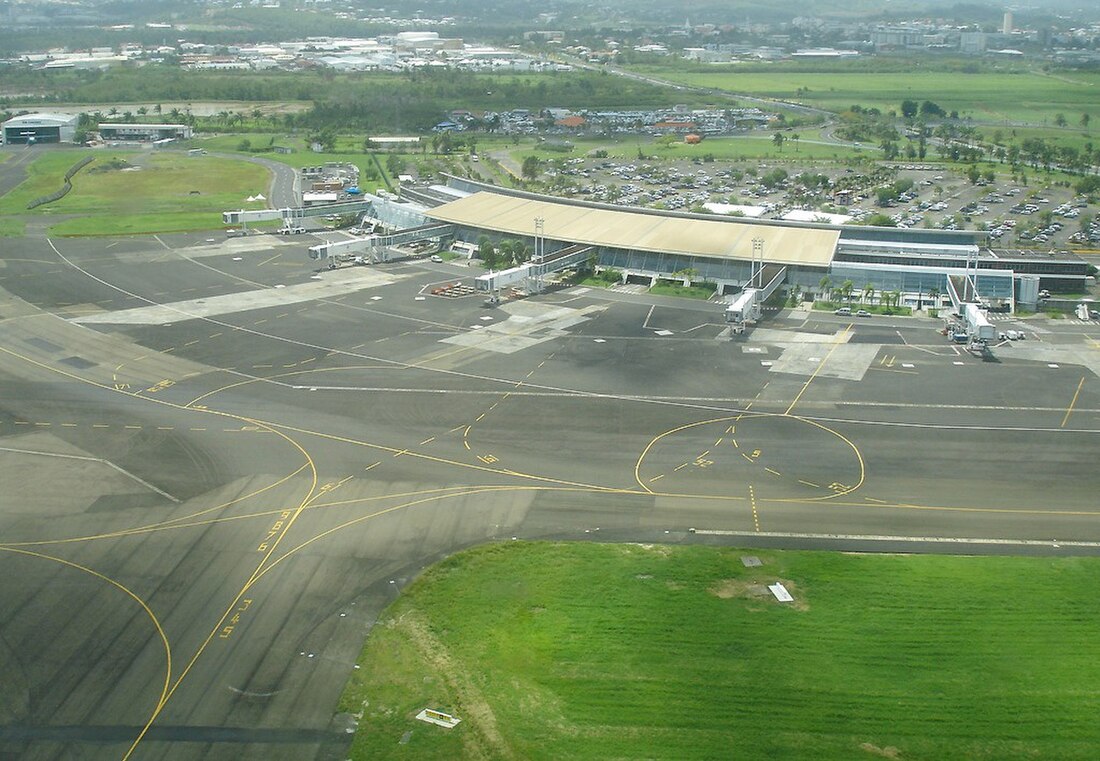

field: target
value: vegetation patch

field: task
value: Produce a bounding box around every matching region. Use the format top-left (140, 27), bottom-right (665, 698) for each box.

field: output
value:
top-left (87, 157), bottom-right (136, 173)
top-left (1, 151), bottom-right (271, 234)
top-left (649, 280), bottom-right (718, 300)
top-left (0, 218), bottom-right (25, 237)
top-left (341, 541), bottom-right (1100, 760)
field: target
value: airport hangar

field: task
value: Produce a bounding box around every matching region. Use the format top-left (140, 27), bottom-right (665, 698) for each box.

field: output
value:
top-left (375, 175), bottom-right (1092, 312)
top-left (98, 122), bottom-right (193, 142)
top-left (0, 112), bottom-right (79, 144)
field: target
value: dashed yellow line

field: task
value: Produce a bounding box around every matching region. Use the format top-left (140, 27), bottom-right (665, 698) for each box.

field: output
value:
top-left (749, 485), bottom-right (760, 532)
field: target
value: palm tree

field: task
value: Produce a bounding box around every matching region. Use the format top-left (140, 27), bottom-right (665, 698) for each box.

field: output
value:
top-left (862, 283), bottom-right (875, 306)
top-left (841, 279), bottom-right (855, 304)
top-left (819, 275), bottom-right (831, 301)
top-left (927, 286), bottom-right (940, 309)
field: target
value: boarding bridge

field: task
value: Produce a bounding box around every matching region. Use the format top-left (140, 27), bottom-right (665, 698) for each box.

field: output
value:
top-left (222, 201), bottom-right (374, 227)
top-left (755, 264), bottom-right (787, 301)
top-left (725, 288), bottom-right (762, 327)
top-left (946, 274), bottom-right (975, 312)
top-left (308, 223), bottom-right (454, 265)
top-left (223, 192), bottom-right (430, 231)
top-left (963, 302), bottom-right (995, 343)
top-left (475, 244), bottom-right (594, 295)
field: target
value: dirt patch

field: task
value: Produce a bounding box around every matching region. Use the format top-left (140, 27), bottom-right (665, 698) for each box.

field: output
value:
top-left (709, 578), bottom-right (809, 610)
top-left (629, 543), bottom-right (672, 556)
top-left (709, 579), bottom-right (771, 599)
top-left (399, 612), bottom-right (515, 760)
top-left (89, 159), bottom-right (136, 174)
top-left (777, 578), bottom-right (810, 611)
top-left (859, 741), bottom-right (902, 758)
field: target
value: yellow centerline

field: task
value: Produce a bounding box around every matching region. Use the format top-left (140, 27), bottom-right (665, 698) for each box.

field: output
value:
top-left (784, 323), bottom-right (852, 416)
top-left (1061, 376), bottom-right (1086, 428)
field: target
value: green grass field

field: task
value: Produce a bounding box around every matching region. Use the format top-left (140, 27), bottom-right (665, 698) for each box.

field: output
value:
top-left (341, 541), bottom-right (1100, 760)
top-left (0, 217), bottom-right (24, 237)
top-left (0, 150), bottom-right (271, 234)
top-left (190, 134), bottom-right (418, 193)
top-left (639, 67), bottom-right (1100, 127)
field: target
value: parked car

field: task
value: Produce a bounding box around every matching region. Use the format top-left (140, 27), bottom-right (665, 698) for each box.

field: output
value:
top-left (856, 309), bottom-right (872, 317)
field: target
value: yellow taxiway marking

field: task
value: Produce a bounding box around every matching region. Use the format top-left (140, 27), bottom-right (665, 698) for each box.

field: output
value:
top-left (1062, 377), bottom-right (1086, 428)
top-left (785, 323), bottom-right (851, 415)
top-left (749, 485), bottom-right (760, 532)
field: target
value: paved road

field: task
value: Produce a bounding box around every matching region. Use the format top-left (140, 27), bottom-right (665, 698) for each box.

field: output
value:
top-left (1, 158), bottom-right (1099, 758)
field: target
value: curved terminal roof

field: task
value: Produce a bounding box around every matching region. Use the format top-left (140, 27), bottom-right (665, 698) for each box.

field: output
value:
top-left (424, 191), bottom-right (836, 266)
top-left (426, 192), bottom-right (839, 267)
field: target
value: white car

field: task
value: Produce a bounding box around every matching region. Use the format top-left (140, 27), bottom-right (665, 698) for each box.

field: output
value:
top-left (430, 254), bottom-right (443, 263)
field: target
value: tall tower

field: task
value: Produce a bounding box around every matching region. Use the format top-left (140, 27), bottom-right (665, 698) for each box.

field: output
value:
top-left (1002, 11), bottom-right (1013, 35)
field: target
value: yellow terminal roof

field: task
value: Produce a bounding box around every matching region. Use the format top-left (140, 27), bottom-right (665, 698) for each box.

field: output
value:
top-left (425, 192), bottom-right (839, 267)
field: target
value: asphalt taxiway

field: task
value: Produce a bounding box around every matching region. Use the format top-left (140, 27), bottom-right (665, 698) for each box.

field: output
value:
top-left (1, 213), bottom-right (1099, 759)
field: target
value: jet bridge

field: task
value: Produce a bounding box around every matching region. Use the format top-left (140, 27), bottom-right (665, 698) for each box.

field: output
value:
top-left (308, 223), bottom-right (454, 266)
top-left (724, 265), bottom-right (786, 331)
top-left (222, 200), bottom-right (375, 227)
top-left (475, 244), bottom-right (594, 295)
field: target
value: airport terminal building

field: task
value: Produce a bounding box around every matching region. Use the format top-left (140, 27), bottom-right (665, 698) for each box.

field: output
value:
top-left (1, 113), bottom-right (79, 145)
top-left (394, 175), bottom-right (1090, 311)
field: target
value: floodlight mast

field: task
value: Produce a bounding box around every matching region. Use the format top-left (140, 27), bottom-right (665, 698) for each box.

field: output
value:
top-left (751, 237), bottom-right (764, 288)
top-left (529, 216), bottom-right (545, 294)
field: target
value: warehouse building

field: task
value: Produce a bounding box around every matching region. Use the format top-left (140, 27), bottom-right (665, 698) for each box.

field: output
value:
top-left (1, 113), bottom-right (80, 145)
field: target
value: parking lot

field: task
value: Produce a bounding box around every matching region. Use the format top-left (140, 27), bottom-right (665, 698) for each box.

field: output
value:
top-left (541, 155), bottom-right (1096, 254)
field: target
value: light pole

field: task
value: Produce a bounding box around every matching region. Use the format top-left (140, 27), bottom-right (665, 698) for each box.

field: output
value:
top-left (751, 237), bottom-right (764, 288)
top-left (531, 216), bottom-right (545, 293)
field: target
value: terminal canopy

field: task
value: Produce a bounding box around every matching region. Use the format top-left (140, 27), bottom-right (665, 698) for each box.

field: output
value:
top-left (426, 191), bottom-right (839, 267)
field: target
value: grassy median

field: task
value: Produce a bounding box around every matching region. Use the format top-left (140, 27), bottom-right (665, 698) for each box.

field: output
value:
top-left (0, 150), bottom-right (271, 235)
top-left (341, 541), bottom-right (1100, 760)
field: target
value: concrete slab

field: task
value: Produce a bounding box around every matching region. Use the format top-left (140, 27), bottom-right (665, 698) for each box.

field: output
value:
top-left (768, 342), bottom-right (880, 381)
top-left (71, 268), bottom-right (408, 326)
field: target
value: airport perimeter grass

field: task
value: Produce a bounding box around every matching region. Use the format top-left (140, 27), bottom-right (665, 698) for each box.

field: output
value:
top-left (0, 150), bottom-right (270, 233)
top-left (341, 542), bottom-right (1100, 760)
top-left (0, 218), bottom-right (24, 237)
top-left (640, 67), bottom-right (1100, 127)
